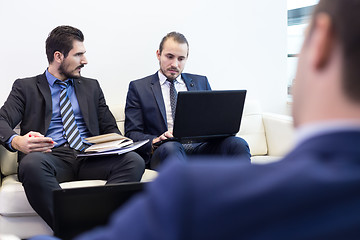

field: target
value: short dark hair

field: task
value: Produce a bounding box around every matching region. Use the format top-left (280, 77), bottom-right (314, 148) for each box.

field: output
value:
top-left (159, 31), bottom-right (189, 56)
top-left (311, 0), bottom-right (360, 102)
top-left (45, 25), bottom-right (84, 63)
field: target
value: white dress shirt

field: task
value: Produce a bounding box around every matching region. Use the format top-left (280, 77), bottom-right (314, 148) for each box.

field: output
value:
top-left (295, 120), bottom-right (360, 148)
top-left (158, 71), bottom-right (188, 131)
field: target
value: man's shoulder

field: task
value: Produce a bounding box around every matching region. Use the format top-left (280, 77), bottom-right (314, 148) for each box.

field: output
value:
top-left (11, 74), bottom-right (46, 89)
top-left (15, 73), bottom-right (45, 82)
top-left (131, 73), bottom-right (158, 84)
top-left (181, 73), bottom-right (207, 79)
top-left (181, 73), bottom-right (209, 86)
top-left (77, 76), bottom-right (98, 82)
top-left (74, 76), bottom-right (100, 88)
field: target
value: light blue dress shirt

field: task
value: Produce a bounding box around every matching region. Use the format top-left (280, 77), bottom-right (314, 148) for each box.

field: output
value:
top-left (6, 70), bottom-right (91, 149)
top-left (45, 70), bottom-right (90, 147)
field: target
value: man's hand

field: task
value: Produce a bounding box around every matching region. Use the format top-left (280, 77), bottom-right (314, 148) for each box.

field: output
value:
top-left (11, 131), bottom-right (56, 154)
top-left (152, 130), bottom-right (174, 145)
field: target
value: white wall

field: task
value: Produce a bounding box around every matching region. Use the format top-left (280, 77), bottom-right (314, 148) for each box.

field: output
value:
top-left (0, 0), bottom-right (288, 114)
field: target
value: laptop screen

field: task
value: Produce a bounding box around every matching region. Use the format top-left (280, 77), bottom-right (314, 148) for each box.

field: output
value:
top-left (53, 182), bottom-right (145, 240)
top-left (173, 90), bottom-right (247, 140)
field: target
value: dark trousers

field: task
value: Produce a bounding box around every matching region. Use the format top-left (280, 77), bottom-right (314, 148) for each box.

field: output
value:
top-left (150, 136), bottom-right (251, 169)
top-left (18, 144), bottom-right (145, 229)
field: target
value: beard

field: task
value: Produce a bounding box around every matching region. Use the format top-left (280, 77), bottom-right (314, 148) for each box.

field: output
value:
top-left (59, 62), bottom-right (84, 79)
top-left (161, 67), bottom-right (180, 80)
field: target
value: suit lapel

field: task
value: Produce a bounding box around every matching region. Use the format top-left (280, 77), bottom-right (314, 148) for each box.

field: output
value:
top-left (150, 73), bottom-right (167, 125)
top-left (73, 78), bottom-right (90, 129)
top-left (182, 73), bottom-right (196, 91)
top-left (36, 73), bottom-right (52, 132)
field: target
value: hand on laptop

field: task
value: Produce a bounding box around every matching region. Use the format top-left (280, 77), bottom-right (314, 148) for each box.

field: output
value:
top-left (152, 131), bottom-right (174, 145)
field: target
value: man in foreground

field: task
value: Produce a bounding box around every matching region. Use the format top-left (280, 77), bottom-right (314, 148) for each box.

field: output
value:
top-left (0, 25), bottom-right (144, 229)
top-left (125, 31), bottom-right (250, 169)
top-left (33, 0), bottom-right (360, 238)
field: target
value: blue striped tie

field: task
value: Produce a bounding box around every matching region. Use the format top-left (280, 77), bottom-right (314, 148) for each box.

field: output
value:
top-left (57, 80), bottom-right (86, 151)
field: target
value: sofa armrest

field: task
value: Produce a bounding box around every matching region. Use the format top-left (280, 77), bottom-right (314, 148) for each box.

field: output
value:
top-left (0, 145), bottom-right (18, 177)
top-left (262, 112), bottom-right (294, 157)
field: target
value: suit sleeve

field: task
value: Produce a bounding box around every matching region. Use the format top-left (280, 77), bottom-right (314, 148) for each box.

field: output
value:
top-left (0, 79), bottom-right (25, 150)
top-left (124, 81), bottom-right (156, 156)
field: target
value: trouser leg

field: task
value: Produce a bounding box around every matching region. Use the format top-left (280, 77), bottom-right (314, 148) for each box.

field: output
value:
top-left (150, 141), bottom-right (186, 169)
top-left (18, 152), bottom-right (75, 229)
top-left (193, 136), bottom-right (251, 162)
top-left (77, 151), bottom-right (145, 183)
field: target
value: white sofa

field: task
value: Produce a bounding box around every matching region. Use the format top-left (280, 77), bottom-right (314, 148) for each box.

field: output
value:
top-left (0, 100), bottom-right (294, 239)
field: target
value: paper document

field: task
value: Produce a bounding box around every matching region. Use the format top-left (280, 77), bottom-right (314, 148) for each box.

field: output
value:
top-left (84, 133), bottom-right (133, 153)
top-left (77, 139), bottom-right (149, 157)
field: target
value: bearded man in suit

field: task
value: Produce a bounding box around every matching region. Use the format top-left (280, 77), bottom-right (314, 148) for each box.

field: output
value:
top-left (0, 25), bottom-right (145, 229)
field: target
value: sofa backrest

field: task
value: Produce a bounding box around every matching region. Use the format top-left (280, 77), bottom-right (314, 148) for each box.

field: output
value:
top-left (0, 100), bottom-right (277, 178)
top-left (109, 100), bottom-right (270, 156)
top-left (108, 105), bottom-right (125, 134)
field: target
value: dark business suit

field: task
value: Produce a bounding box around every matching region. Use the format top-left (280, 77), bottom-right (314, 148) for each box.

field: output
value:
top-left (125, 72), bottom-right (250, 168)
top-left (0, 72), bottom-right (145, 228)
top-left (66, 130), bottom-right (360, 240)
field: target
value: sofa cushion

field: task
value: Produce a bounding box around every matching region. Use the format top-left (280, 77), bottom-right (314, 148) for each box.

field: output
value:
top-left (0, 175), bottom-right (34, 216)
top-left (0, 175), bottom-right (106, 217)
top-left (0, 169), bottom-right (157, 217)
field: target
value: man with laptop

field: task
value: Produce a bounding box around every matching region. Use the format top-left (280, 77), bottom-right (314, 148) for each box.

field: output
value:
top-left (125, 32), bottom-right (250, 169)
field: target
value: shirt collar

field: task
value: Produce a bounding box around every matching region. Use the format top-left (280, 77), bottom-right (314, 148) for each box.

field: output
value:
top-left (46, 69), bottom-right (73, 87)
top-left (158, 70), bottom-right (184, 86)
top-left (295, 120), bottom-right (360, 147)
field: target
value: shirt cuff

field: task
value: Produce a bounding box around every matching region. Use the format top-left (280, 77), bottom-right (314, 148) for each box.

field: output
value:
top-left (6, 134), bottom-right (18, 151)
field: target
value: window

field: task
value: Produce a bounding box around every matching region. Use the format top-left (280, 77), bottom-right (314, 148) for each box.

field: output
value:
top-left (287, 0), bottom-right (318, 100)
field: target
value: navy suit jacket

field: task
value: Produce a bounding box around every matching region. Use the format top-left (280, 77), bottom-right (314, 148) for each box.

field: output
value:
top-left (73, 130), bottom-right (360, 239)
top-left (125, 72), bottom-right (211, 162)
top-left (0, 72), bottom-right (120, 160)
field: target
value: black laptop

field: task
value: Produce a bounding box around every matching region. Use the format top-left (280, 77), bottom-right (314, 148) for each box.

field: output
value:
top-left (155, 90), bottom-right (247, 145)
top-left (53, 182), bottom-right (145, 240)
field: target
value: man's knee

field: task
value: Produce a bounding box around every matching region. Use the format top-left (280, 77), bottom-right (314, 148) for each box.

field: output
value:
top-left (157, 141), bottom-right (184, 155)
top-left (151, 142), bottom-right (186, 169)
top-left (18, 153), bottom-right (53, 179)
top-left (19, 152), bottom-right (44, 166)
top-left (222, 136), bottom-right (251, 158)
top-left (122, 151), bottom-right (145, 171)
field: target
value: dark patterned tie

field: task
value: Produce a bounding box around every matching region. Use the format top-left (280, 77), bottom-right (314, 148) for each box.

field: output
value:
top-left (167, 79), bottom-right (194, 153)
top-left (57, 80), bottom-right (87, 151)
top-left (167, 79), bottom-right (177, 120)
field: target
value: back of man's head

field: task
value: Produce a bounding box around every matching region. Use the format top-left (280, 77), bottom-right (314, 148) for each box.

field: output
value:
top-left (292, 0), bottom-right (360, 127)
top-left (312, 0), bottom-right (360, 103)
top-left (45, 25), bottom-right (84, 64)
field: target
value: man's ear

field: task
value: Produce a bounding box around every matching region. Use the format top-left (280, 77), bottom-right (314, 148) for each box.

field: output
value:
top-left (156, 49), bottom-right (161, 61)
top-left (53, 51), bottom-right (64, 63)
top-left (310, 13), bottom-right (334, 69)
